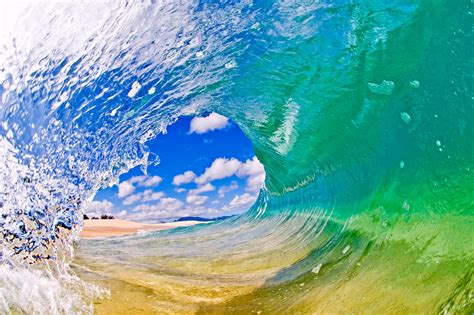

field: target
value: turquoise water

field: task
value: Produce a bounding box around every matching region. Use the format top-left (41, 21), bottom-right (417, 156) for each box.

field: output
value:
top-left (0, 1), bottom-right (472, 313)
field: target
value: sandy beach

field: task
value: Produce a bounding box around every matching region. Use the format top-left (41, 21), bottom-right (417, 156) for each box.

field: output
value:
top-left (80, 219), bottom-right (209, 238)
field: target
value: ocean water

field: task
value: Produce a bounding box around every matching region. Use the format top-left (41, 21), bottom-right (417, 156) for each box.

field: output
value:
top-left (0, 1), bottom-right (473, 314)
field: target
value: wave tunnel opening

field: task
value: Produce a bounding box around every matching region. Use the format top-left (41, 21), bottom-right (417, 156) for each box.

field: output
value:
top-left (80, 113), bottom-right (266, 230)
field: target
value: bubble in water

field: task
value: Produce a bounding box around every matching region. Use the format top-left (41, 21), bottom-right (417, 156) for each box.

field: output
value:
top-left (400, 112), bottom-right (411, 124)
top-left (403, 200), bottom-right (410, 211)
top-left (251, 22), bottom-right (261, 30)
top-left (147, 152), bottom-right (160, 167)
top-left (436, 140), bottom-right (442, 147)
top-left (311, 263), bottom-right (322, 274)
top-left (127, 81), bottom-right (142, 98)
top-left (409, 80), bottom-right (420, 88)
top-left (59, 91), bottom-right (69, 102)
top-left (110, 107), bottom-right (119, 117)
top-left (225, 60), bottom-right (237, 69)
top-left (342, 245), bottom-right (351, 254)
top-left (400, 160), bottom-right (405, 168)
top-left (2, 73), bottom-right (13, 90)
top-left (368, 80), bottom-right (395, 95)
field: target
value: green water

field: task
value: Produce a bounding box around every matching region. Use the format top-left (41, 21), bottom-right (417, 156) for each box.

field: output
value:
top-left (74, 1), bottom-right (473, 313)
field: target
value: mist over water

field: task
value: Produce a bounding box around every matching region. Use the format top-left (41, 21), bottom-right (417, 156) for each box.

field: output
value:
top-left (0, 1), bottom-right (472, 313)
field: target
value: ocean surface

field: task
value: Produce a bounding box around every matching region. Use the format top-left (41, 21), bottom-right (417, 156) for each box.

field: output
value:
top-left (0, 1), bottom-right (472, 313)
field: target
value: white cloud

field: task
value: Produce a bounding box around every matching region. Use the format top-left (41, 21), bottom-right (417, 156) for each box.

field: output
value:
top-left (118, 175), bottom-right (162, 199)
top-left (123, 189), bottom-right (164, 206)
top-left (218, 181), bottom-right (238, 198)
top-left (132, 198), bottom-right (184, 213)
top-left (84, 200), bottom-right (114, 217)
top-left (116, 210), bottom-right (128, 218)
top-left (127, 175), bottom-right (147, 184)
top-left (172, 171), bottom-right (196, 186)
top-left (128, 198), bottom-right (187, 222)
top-left (236, 156), bottom-right (264, 177)
top-left (124, 203), bottom-right (222, 223)
top-left (188, 183), bottom-right (215, 196)
top-left (246, 172), bottom-right (266, 192)
top-left (117, 181), bottom-right (135, 198)
top-left (229, 193), bottom-right (257, 209)
top-left (139, 176), bottom-right (162, 187)
top-left (195, 157), bottom-right (241, 184)
top-left (160, 197), bottom-right (184, 208)
top-left (189, 112), bottom-right (229, 134)
top-left (123, 194), bottom-right (142, 206)
top-left (144, 191), bottom-right (165, 202)
top-left (186, 194), bottom-right (208, 206)
top-left (194, 156), bottom-right (265, 191)
top-left (175, 187), bottom-right (186, 193)
top-left (236, 157), bottom-right (266, 192)
top-left (183, 183), bottom-right (214, 207)
top-left (160, 198), bottom-right (184, 211)
top-left (127, 175), bottom-right (162, 187)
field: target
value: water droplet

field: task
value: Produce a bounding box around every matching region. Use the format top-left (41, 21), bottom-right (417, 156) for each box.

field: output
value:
top-left (311, 263), bottom-right (322, 274)
top-left (127, 81), bottom-right (141, 98)
top-left (251, 22), bottom-right (261, 30)
top-left (403, 200), bottom-right (410, 211)
top-left (59, 91), bottom-right (69, 102)
top-left (148, 152), bottom-right (160, 167)
top-left (2, 73), bottom-right (13, 90)
top-left (225, 60), bottom-right (237, 69)
top-left (400, 112), bottom-right (411, 124)
top-left (409, 80), bottom-right (420, 88)
top-left (110, 107), bottom-right (119, 117)
top-left (342, 245), bottom-right (351, 254)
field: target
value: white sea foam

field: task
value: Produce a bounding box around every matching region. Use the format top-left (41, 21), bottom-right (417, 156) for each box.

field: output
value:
top-left (0, 265), bottom-right (94, 314)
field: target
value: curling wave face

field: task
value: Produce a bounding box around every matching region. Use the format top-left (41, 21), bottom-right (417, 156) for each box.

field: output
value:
top-left (0, 0), bottom-right (472, 313)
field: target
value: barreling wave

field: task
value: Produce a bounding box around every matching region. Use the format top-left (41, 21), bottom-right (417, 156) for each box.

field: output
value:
top-left (0, 0), bottom-right (472, 313)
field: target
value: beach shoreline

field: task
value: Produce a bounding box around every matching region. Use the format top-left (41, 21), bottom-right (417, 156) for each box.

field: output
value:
top-left (80, 219), bottom-right (209, 238)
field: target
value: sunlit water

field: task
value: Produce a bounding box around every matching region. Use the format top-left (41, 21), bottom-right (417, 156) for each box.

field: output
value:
top-left (0, 1), bottom-right (472, 314)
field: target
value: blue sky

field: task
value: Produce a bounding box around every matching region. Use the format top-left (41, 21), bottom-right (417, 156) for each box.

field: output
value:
top-left (85, 113), bottom-right (265, 222)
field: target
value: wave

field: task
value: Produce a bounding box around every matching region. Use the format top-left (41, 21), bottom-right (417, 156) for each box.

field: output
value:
top-left (0, 0), bottom-right (472, 313)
